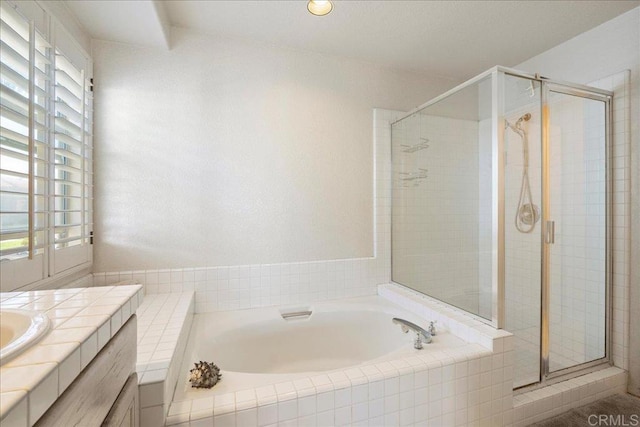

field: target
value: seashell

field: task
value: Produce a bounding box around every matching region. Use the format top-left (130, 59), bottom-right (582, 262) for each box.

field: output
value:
top-left (189, 360), bottom-right (222, 389)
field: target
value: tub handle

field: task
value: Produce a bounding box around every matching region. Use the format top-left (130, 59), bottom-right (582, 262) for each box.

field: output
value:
top-left (281, 310), bottom-right (312, 320)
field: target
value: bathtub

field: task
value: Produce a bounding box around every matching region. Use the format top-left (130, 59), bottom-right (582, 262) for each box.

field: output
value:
top-left (174, 296), bottom-right (468, 401)
top-left (166, 289), bottom-right (513, 426)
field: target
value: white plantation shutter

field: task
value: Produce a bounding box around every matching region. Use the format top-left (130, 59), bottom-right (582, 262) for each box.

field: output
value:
top-left (52, 30), bottom-right (92, 273)
top-left (0, 2), bottom-right (48, 286)
top-left (0, 1), bottom-right (92, 289)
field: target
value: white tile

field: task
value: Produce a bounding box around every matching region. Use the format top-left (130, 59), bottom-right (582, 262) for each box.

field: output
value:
top-left (369, 380), bottom-right (384, 400)
top-left (236, 389), bottom-right (256, 403)
top-left (140, 369), bottom-right (167, 384)
top-left (58, 314), bottom-right (110, 330)
top-left (0, 363), bottom-right (57, 393)
top-left (214, 393), bottom-right (235, 414)
top-left (334, 406), bottom-right (351, 426)
top-left (235, 408), bottom-right (257, 427)
top-left (298, 414), bottom-right (316, 427)
top-left (0, 391), bottom-right (27, 427)
top-left (414, 403), bottom-right (428, 423)
top-left (298, 395), bottom-right (316, 417)
top-left (278, 399), bottom-right (297, 421)
top-left (28, 369), bottom-right (58, 426)
top-left (141, 405), bottom-right (165, 427)
top-left (257, 403), bottom-right (277, 426)
top-left (385, 393), bottom-right (399, 413)
top-left (352, 384), bottom-right (368, 403)
top-left (40, 327), bottom-right (95, 346)
top-left (168, 400), bottom-right (192, 416)
top-left (140, 381), bottom-right (164, 408)
top-left (214, 412), bottom-right (235, 427)
top-left (4, 343), bottom-right (76, 368)
top-left (316, 410), bottom-right (334, 426)
top-left (58, 346), bottom-right (81, 394)
top-left (316, 391), bottom-right (334, 412)
top-left (384, 377), bottom-right (399, 396)
top-left (121, 299), bottom-right (132, 321)
top-left (400, 406), bottom-right (414, 426)
top-left (293, 378), bottom-right (314, 391)
top-left (399, 373), bottom-right (413, 392)
top-left (334, 387), bottom-right (351, 408)
top-left (352, 401), bottom-right (368, 422)
top-left (80, 332), bottom-right (98, 369)
top-left (384, 411), bottom-right (399, 426)
top-left (369, 398), bottom-right (384, 418)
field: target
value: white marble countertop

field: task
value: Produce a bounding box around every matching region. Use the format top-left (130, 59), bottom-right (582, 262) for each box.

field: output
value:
top-left (0, 285), bottom-right (143, 427)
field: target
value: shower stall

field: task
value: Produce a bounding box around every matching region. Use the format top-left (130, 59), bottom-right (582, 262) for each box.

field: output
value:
top-left (390, 66), bottom-right (612, 389)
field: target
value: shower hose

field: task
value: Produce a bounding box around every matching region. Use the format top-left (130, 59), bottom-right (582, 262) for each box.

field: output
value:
top-left (505, 116), bottom-right (539, 233)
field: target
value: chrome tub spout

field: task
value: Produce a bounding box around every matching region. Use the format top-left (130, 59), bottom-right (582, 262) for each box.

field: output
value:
top-left (392, 318), bottom-right (432, 349)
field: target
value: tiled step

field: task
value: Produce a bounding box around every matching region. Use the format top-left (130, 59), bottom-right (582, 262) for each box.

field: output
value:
top-left (135, 292), bottom-right (195, 427)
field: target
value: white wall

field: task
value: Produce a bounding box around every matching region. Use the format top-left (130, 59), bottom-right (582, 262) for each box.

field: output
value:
top-left (38, 1), bottom-right (91, 54)
top-left (516, 7), bottom-right (640, 396)
top-left (92, 27), bottom-right (455, 272)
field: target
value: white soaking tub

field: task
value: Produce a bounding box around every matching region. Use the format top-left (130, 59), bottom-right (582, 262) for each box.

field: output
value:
top-left (174, 295), bottom-right (468, 400)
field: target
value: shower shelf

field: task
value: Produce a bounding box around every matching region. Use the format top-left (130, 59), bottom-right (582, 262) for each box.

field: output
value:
top-left (401, 138), bottom-right (430, 153)
top-left (399, 168), bottom-right (428, 186)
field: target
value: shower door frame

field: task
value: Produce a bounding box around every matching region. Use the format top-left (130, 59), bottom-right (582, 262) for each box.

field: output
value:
top-left (497, 68), bottom-right (614, 389)
top-left (537, 81), bottom-right (614, 387)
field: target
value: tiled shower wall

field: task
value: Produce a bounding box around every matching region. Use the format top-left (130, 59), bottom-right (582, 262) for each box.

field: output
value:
top-left (547, 91), bottom-right (607, 372)
top-left (592, 71), bottom-right (632, 373)
top-left (92, 109), bottom-right (402, 313)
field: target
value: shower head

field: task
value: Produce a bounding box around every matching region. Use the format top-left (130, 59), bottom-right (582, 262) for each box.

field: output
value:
top-left (517, 113), bottom-right (531, 124)
top-left (505, 113), bottom-right (531, 134)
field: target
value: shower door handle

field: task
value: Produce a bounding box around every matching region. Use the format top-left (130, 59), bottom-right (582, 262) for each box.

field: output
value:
top-left (545, 221), bottom-right (555, 244)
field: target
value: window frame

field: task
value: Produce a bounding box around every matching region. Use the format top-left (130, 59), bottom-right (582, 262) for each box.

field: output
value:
top-left (0, 0), bottom-right (93, 292)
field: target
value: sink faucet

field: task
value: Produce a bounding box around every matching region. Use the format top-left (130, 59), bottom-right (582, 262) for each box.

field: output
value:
top-left (392, 318), bottom-right (432, 349)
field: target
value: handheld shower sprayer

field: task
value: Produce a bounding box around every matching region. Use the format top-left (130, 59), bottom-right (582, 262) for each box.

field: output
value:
top-left (505, 112), bottom-right (540, 233)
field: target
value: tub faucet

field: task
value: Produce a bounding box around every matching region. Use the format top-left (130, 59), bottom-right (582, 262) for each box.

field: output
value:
top-left (392, 318), bottom-right (432, 350)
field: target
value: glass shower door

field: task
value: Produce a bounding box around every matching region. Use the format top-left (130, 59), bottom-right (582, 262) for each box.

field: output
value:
top-left (545, 87), bottom-right (608, 375)
top-left (503, 74), bottom-right (543, 388)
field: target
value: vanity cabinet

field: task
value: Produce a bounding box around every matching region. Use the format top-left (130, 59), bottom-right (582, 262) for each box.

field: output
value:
top-left (102, 373), bottom-right (139, 427)
top-left (35, 316), bottom-right (138, 427)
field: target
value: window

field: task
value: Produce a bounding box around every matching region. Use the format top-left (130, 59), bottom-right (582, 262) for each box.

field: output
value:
top-left (0, 1), bottom-right (92, 291)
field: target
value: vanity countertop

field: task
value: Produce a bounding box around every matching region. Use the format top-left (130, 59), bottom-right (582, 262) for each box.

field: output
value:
top-left (0, 285), bottom-right (143, 426)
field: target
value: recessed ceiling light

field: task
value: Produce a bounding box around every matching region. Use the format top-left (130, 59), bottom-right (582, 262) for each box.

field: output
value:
top-left (307, 0), bottom-right (333, 16)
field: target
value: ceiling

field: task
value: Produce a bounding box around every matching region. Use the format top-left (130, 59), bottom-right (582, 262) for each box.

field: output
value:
top-left (65, 0), bottom-right (639, 80)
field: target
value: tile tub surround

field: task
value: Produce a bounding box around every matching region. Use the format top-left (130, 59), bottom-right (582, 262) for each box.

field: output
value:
top-left (383, 279), bottom-right (630, 426)
top-left (164, 286), bottom-right (515, 426)
top-left (0, 285), bottom-right (143, 426)
top-left (137, 292), bottom-right (195, 427)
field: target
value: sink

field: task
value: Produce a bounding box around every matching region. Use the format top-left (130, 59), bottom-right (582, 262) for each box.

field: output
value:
top-left (0, 309), bottom-right (51, 365)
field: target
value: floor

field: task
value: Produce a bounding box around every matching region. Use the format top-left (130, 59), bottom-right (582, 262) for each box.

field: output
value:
top-left (530, 393), bottom-right (640, 426)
